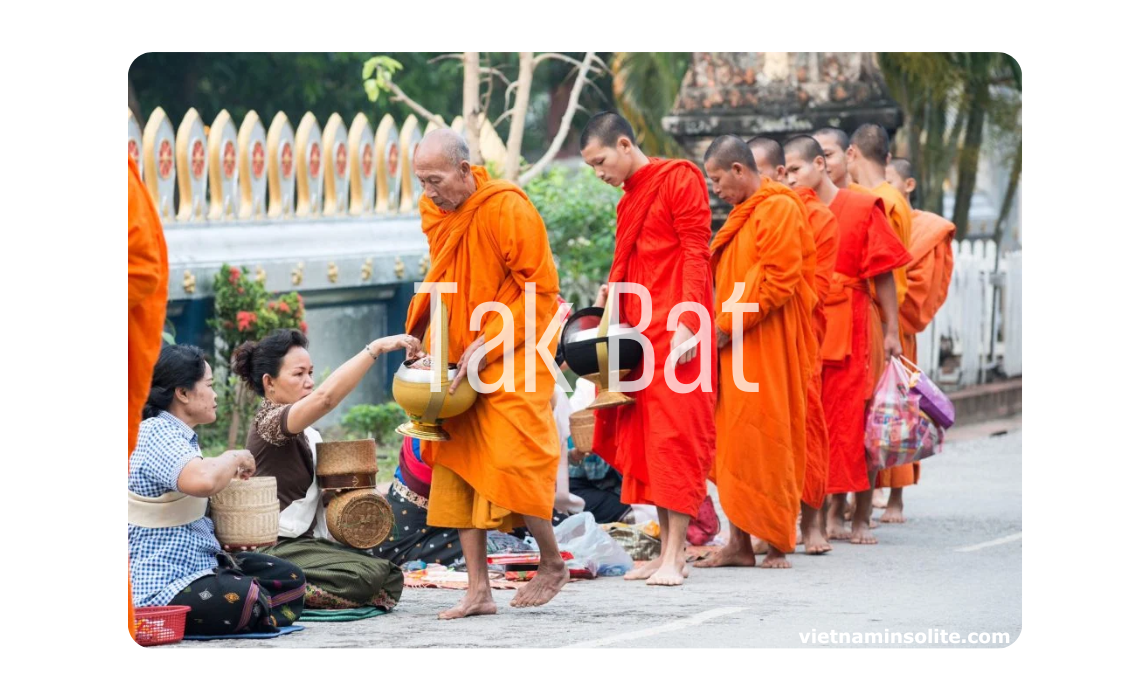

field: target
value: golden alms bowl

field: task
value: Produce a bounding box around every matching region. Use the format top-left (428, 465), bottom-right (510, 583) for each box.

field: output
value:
top-left (392, 359), bottom-right (477, 441)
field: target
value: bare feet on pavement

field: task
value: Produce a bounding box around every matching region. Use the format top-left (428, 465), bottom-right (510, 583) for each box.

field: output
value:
top-left (760, 547), bottom-right (792, 568)
top-left (510, 557), bottom-right (569, 608)
top-left (647, 554), bottom-right (688, 586)
top-left (438, 590), bottom-right (497, 620)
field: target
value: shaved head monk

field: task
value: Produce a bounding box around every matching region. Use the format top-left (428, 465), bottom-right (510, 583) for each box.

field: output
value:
top-left (581, 112), bottom-right (716, 586)
top-left (813, 127), bottom-right (851, 189)
top-left (784, 135), bottom-right (910, 545)
top-left (782, 138), bottom-right (840, 555)
top-left (694, 135), bottom-right (817, 569)
top-left (876, 157), bottom-right (956, 523)
top-left (747, 136), bottom-right (787, 183)
top-left (407, 129), bottom-right (567, 618)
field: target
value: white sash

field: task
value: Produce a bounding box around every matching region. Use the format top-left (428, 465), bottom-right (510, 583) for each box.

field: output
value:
top-left (127, 490), bottom-right (208, 528)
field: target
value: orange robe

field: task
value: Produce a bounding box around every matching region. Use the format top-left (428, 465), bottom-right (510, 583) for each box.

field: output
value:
top-left (821, 190), bottom-right (911, 494)
top-left (877, 210), bottom-right (956, 489)
top-left (711, 180), bottom-right (816, 552)
top-left (128, 157), bottom-right (168, 636)
top-left (406, 166), bottom-right (561, 528)
top-left (592, 158), bottom-right (717, 518)
top-left (795, 187), bottom-right (838, 509)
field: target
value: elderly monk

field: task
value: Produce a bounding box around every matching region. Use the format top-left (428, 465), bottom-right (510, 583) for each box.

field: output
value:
top-left (748, 136), bottom-right (835, 555)
top-left (784, 136), bottom-right (910, 545)
top-left (874, 157), bottom-right (957, 523)
top-left (813, 127), bottom-right (852, 189)
top-left (693, 136), bottom-right (816, 569)
top-left (128, 156), bottom-right (169, 636)
top-left (406, 129), bottom-right (567, 618)
top-left (580, 112), bottom-right (716, 586)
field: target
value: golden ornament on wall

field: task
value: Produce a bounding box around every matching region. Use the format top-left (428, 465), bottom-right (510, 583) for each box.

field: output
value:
top-left (255, 266), bottom-right (267, 284)
top-left (328, 261), bottom-right (339, 284)
top-left (183, 270), bottom-right (197, 294)
top-left (419, 254), bottom-right (430, 276)
top-left (291, 262), bottom-right (305, 286)
top-left (361, 258), bottom-right (374, 282)
top-left (394, 258), bottom-right (406, 280)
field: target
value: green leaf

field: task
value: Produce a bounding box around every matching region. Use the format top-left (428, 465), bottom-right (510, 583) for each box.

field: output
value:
top-left (364, 79), bottom-right (379, 102)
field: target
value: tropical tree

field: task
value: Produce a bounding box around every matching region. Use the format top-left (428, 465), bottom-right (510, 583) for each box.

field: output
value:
top-left (610, 52), bottom-right (691, 158)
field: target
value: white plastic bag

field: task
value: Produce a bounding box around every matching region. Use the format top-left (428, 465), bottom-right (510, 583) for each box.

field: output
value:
top-left (553, 512), bottom-right (634, 576)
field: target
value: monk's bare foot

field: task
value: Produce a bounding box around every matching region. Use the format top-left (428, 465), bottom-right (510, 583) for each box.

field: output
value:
top-left (438, 590), bottom-right (497, 620)
top-left (751, 537), bottom-right (770, 555)
top-left (804, 526), bottom-right (831, 555)
top-left (849, 522), bottom-right (878, 545)
top-left (510, 556), bottom-right (569, 608)
top-left (625, 555), bottom-right (663, 580)
top-left (760, 547), bottom-right (792, 568)
top-left (869, 518), bottom-right (880, 529)
top-left (872, 488), bottom-right (889, 509)
top-left (694, 542), bottom-right (756, 568)
top-left (826, 518), bottom-right (851, 541)
top-left (647, 554), bottom-right (687, 586)
top-left (881, 496), bottom-right (906, 523)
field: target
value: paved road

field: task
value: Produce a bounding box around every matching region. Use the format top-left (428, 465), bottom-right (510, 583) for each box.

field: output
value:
top-left (179, 418), bottom-right (1021, 648)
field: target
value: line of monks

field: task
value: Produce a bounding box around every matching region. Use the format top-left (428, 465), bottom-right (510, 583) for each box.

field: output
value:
top-left (404, 114), bottom-right (955, 619)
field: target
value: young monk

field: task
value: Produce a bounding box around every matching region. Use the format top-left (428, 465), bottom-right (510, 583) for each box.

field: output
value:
top-left (406, 129), bottom-right (568, 618)
top-left (876, 157), bottom-right (956, 523)
top-left (694, 136), bottom-right (815, 570)
top-left (128, 156), bottom-right (168, 637)
top-left (783, 135), bottom-right (911, 545)
top-left (580, 112), bottom-right (716, 586)
top-left (749, 136), bottom-right (834, 556)
top-left (813, 127), bottom-right (852, 189)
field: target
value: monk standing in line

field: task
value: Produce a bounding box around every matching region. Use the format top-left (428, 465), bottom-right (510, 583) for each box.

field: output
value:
top-left (128, 156), bottom-right (169, 636)
top-left (876, 157), bottom-right (957, 523)
top-left (407, 130), bottom-right (567, 618)
top-left (581, 112), bottom-right (716, 586)
top-left (694, 136), bottom-right (815, 569)
top-left (750, 136), bottom-right (835, 556)
top-left (783, 136), bottom-right (910, 545)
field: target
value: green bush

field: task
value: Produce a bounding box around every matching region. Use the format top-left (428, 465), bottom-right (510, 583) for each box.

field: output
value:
top-left (525, 164), bottom-right (621, 310)
top-left (342, 402), bottom-right (407, 447)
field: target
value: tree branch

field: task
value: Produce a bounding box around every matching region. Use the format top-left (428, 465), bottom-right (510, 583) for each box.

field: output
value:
top-left (504, 51), bottom-right (534, 182)
top-left (386, 81), bottom-right (448, 130)
top-left (518, 51), bottom-right (596, 187)
top-left (463, 51), bottom-right (484, 165)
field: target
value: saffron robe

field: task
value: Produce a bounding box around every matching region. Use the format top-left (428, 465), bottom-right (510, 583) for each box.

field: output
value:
top-left (877, 210), bottom-right (955, 489)
top-left (821, 189), bottom-right (911, 494)
top-left (794, 187), bottom-right (838, 508)
top-left (128, 156), bottom-right (168, 635)
top-left (710, 180), bottom-right (816, 552)
top-left (406, 166), bottom-right (562, 527)
top-left (592, 158), bottom-right (717, 518)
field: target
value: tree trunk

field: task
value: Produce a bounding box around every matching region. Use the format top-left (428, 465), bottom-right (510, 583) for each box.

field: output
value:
top-left (518, 52), bottom-right (596, 187)
top-left (504, 52), bottom-right (535, 182)
top-left (922, 96), bottom-right (946, 217)
top-left (462, 52), bottom-right (484, 165)
top-left (986, 137), bottom-right (1021, 368)
top-left (128, 78), bottom-right (142, 122)
top-left (951, 78), bottom-right (989, 235)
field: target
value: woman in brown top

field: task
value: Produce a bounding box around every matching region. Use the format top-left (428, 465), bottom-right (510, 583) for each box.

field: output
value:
top-left (232, 328), bottom-right (419, 610)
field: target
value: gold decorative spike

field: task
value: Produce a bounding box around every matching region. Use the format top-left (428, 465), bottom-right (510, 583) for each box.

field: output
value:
top-left (361, 257), bottom-right (374, 281)
top-left (291, 262), bottom-right (305, 286)
top-left (327, 261), bottom-right (339, 284)
top-left (419, 254), bottom-right (430, 276)
top-left (183, 270), bottom-right (196, 294)
top-left (394, 258), bottom-right (406, 280)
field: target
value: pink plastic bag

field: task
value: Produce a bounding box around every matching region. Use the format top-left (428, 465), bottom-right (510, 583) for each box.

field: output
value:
top-left (865, 358), bottom-right (944, 472)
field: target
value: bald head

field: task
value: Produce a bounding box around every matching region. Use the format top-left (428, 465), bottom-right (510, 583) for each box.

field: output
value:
top-left (813, 128), bottom-right (850, 188)
top-left (782, 136), bottom-right (830, 195)
top-left (704, 135), bottom-right (757, 173)
top-left (785, 135), bottom-right (825, 164)
top-left (888, 156), bottom-right (913, 180)
top-left (850, 123), bottom-right (890, 167)
top-left (413, 129), bottom-right (476, 211)
top-left (886, 157), bottom-right (916, 202)
top-left (813, 128), bottom-right (849, 152)
top-left (579, 111), bottom-right (636, 151)
top-left (746, 137), bottom-right (786, 182)
top-left (417, 128), bottom-right (470, 169)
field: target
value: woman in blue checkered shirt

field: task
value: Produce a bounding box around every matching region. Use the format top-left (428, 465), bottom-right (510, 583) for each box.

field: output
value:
top-left (128, 344), bottom-right (307, 635)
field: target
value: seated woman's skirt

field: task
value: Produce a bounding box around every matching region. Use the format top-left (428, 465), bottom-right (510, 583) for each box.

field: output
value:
top-left (261, 538), bottom-right (404, 610)
top-left (168, 552), bottom-right (306, 635)
top-left (371, 480), bottom-right (465, 568)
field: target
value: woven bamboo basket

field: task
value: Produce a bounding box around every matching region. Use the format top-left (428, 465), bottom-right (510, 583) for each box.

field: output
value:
top-left (570, 410), bottom-right (595, 452)
top-left (316, 439), bottom-right (378, 490)
top-left (210, 477), bottom-right (279, 550)
top-left (326, 489), bottom-right (393, 549)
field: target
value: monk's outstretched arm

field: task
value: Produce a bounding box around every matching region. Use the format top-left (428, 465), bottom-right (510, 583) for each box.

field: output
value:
top-left (670, 169), bottom-right (714, 337)
top-left (480, 196), bottom-right (561, 364)
top-left (714, 199), bottom-right (805, 335)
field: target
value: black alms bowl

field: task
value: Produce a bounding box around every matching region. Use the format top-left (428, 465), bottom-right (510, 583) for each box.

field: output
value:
top-left (560, 307), bottom-right (643, 377)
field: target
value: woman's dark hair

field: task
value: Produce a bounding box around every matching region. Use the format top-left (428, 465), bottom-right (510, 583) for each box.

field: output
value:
top-left (231, 328), bottom-right (309, 397)
top-left (144, 344), bottom-right (209, 420)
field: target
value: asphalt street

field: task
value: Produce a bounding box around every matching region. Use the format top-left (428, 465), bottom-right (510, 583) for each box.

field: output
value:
top-left (177, 416), bottom-right (1021, 649)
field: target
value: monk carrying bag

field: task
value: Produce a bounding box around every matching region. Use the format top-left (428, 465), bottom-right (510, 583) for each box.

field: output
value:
top-left (865, 358), bottom-right (944, 472)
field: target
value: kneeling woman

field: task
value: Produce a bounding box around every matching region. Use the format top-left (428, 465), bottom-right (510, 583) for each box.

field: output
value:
top-left (233, 328), bottom-right (418, 610)
top-left (128, 344), bottom-right (306, 635)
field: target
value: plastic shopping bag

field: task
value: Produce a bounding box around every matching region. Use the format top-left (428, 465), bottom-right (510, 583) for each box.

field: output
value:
top-left (551, 512), bottom-right (634, 577)
top-left (865, 357), bottom-right (944, 472)
top-left (899, 356), bottom-right (955, 429)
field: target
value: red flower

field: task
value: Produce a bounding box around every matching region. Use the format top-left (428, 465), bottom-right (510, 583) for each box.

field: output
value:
top-left (237, 287), bottom-right (245, 295)
top-left (299, 321), bottom-right (308, 335)
top-left (228, 267), bottom-right (241, 285)
top-left (237, 311), bottom-right (257, 331)
top-left (296, 295), bottom-right (305, 307)
top-left (277, 301), bottom-right (290, 313)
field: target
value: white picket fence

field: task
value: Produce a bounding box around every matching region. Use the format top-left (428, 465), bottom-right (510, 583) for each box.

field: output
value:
top-left (914, 240), bottom-right (1022, 387)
